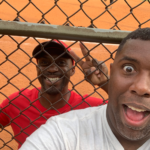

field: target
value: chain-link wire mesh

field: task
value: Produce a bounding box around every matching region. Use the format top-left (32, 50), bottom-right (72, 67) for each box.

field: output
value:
top-left (0, 0), bottom-right (150, 150)
top-left (0, 0), bottom-right (150, 30)
top-left (0, 35), bottom-right (116, 150)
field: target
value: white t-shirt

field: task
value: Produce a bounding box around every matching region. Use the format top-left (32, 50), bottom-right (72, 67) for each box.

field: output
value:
top-left (19, 105), bottom-right (150, 150)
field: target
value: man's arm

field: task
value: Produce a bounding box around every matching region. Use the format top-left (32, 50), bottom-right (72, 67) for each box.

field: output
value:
top-left (0, 107), bottom-right (4, 129)
top-left (70, 42), bottom-right (109, 94)
top-left (0, 97), bottom-right (14, 128)
top-left (0, 106), bottom-right (8, 128)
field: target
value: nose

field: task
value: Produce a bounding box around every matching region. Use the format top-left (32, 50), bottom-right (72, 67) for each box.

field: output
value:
top-left (46, 63), bottom-right (59, 72)
top-left (129, 72), bottom-right (150, 97)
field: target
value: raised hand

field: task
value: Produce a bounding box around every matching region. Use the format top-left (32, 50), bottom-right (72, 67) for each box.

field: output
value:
top-left (69, 42), bottom-right (109, 93)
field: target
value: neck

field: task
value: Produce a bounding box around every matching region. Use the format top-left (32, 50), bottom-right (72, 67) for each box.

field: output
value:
top-left (39, 88), bottom-right (71, 109)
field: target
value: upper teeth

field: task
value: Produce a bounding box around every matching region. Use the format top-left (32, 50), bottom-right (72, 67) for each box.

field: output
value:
top-left (128, 106), bottom-right (146, 112)
top-left (46, 78), bottom-right (59, 82)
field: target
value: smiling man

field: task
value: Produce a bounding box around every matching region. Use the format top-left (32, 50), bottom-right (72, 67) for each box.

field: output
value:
top-left (0, 40), bottom-right (108, 149)
top-left (32, 40), bottom-right (77, 110)
top-left (20, 28), bottom-right (150, 150)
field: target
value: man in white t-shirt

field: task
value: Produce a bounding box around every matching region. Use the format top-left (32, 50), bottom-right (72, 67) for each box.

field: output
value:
top-left (20, 28), bottom-right (150, 150)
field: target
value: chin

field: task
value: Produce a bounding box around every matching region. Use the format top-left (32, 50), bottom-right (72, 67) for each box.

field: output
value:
top-left (43, 86), bottom-right (59, 94)
top-left (116, 121), bottom-right (150, 141)
top-left (46, 89), bottom-right (60, 95)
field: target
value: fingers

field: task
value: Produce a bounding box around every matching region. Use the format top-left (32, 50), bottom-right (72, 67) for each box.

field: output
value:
top-left (91, 60), bottom-right (108, 77)
top-left (79, 42), bottom-right (91, 62)
top-left (69, 50), bottom-right (84, 66)
top-left (92, 59), bottom-right (108, 73)
top-left (84, 67), bottom-right (102, 85)
top-left (90, 67), bottom-right (101, 77)
top-left (86, 67), bottom-right (99, 76)
top-left (92, 59), bottom-right (99, 67)
top-left (92, 59), bottom-right (103, 67)
top-left (92, 59), bottom-right (103, 73)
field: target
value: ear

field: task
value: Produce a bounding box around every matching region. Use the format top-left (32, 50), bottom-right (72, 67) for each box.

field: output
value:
top-left (70, 66), bottom-right (75, 76)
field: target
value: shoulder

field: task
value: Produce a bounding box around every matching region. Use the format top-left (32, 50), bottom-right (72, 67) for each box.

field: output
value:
top-left (20, 105), bottom-right (107, 150)
top-left (42, 105), bottom-right (107, 143)
top-left (0, 90), bottom-right (21, 107)
top-left (20, 87), bottom-right (40, 97)
top-left (69, 91), bottom-right (107, 108)
top-left (50, 104), bottom-right (107, 124)
top-left (0, 87), bottom-right (40, 107)
top-left (70, 91), bottom-right (105, 103)
top-left (83, 95), bottom-right (108, 106)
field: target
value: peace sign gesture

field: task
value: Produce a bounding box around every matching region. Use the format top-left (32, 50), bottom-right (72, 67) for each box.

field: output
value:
top-left (69, 42), bottom-right (109, 93)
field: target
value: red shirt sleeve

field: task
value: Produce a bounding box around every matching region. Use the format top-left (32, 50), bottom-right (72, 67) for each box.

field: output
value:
top-left (70, 92), bottom-right (108, 110)
top-left (0, 98), bottom-right (10, 127)
top-left (0, 91), bottom-right (20, 127)
top-left (83, 95), bottom-right (108, 107)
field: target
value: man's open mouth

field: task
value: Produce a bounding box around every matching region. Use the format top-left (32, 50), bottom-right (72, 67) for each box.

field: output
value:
top-left (123, 104), bottom-right (150, 126)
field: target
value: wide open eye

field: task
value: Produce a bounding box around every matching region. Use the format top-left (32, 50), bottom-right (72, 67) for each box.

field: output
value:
top-left (123, 65), bottom-right (135, 73)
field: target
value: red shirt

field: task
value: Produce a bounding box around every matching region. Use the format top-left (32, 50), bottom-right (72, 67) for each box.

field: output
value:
top-left (0, 88), bottom-right (106, 149)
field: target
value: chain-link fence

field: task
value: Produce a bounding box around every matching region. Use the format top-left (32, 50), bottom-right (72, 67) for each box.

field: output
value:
top-left (0, 21), bottom-right (124, 149)
top-left (0, 0), bottom-right (150, 150)
top-left (0, 0), bottom-right (150, 30)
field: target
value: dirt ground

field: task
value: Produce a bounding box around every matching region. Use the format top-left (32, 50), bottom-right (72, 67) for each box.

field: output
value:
top-left (0, 0), bottom-right (150, 149)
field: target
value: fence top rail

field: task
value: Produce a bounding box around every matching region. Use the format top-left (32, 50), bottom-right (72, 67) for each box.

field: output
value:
top-left (0, 20), bottom-right (131, 44)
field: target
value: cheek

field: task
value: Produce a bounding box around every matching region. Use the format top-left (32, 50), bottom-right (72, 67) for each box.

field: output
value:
top-left (109, 72), bottom-right (133, 102)
top-left (37, 67), bottom-right (44, 76)
top-left (36, 68), bottom-right (40, 75)
top-left (65, 70), bottom-right (72, 77)
top-left (62, 65), bottom-right (73, 74)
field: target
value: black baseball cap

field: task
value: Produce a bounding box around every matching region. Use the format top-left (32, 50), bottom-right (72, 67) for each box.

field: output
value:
top-left (32, 40), bottom-right (74, 65)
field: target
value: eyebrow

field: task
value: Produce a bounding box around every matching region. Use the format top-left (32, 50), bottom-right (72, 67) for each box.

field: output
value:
top-left (118, 56), bottom-right (139, 64)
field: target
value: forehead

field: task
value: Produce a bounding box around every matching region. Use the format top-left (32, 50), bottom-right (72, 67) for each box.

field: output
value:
top-left (115, 39), bottom-right (150, 66)
top-left (122, 39), bottom-right (150, 53)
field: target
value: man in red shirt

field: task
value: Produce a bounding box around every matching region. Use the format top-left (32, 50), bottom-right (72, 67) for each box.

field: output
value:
top-left (0, 40), bottom-right (108, 149)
